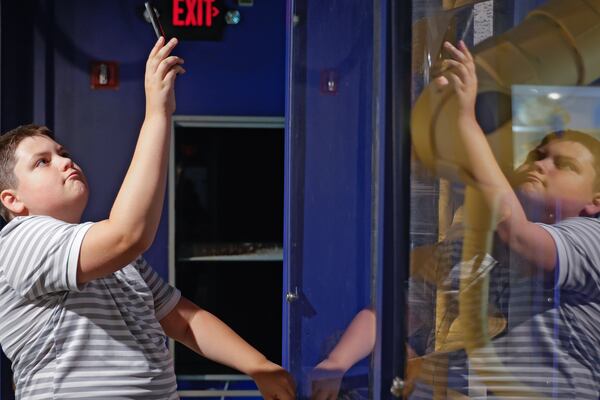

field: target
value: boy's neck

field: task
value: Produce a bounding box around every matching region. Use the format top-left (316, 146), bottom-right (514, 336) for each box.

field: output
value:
top-left (518, 193), bottom-right (583, 224)
top-left (18, 211), bottom-right (83, 224)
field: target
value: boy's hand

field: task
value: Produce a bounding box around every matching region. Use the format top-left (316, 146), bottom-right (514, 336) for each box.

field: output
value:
top-left (248, 359), bottom-right (296, 400)
top-left (309, 358), bottom-right (345, 400)
top-left (433, 41), bottom-right (477, 119)
top-left (145, 37), bottom-right (185, 116)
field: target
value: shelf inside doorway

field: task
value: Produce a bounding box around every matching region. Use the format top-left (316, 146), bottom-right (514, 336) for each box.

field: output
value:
top-left (177, 244), bottom-right (283, 262)
top-left (178, 248), bottom-right (283, 262)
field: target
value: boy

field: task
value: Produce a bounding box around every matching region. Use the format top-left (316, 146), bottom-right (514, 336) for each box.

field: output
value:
top-left (0, 38), bottom-right (295, 399)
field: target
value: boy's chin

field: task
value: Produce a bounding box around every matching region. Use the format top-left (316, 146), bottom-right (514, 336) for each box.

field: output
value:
top-left (516, 187), bottom-right (544, 206)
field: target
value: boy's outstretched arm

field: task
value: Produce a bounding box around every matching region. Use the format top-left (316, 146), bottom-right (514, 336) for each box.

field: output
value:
top-left (78, 37), bottom-right (185, 284)
top-left (160, 297), bottom-right (297, 400)
top-left (438, 41), bottom-right (556, 270)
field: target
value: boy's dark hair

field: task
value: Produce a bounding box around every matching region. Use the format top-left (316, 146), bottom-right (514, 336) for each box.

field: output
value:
top-left (530, 129), bottom-right (600, 190)
top-left (0, 124), bottom-right (54, 222)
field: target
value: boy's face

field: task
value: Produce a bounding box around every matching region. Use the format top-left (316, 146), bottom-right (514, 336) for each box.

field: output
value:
top-left (4, 135), bottom-right (88, 223)
top-left (514, 139), bottom-right (600, 219)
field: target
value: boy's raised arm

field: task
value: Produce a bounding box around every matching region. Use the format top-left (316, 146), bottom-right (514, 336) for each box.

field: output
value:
top-left (78, 37), bottom-right (185, 284)
top-left (437, 41), bottom-right (556, 270)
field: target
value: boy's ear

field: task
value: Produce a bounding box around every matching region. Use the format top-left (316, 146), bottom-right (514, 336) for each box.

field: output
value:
top-left (0, 189), bottom-right (25, 216)
top-left (583, 192), bottom-right (600, 216)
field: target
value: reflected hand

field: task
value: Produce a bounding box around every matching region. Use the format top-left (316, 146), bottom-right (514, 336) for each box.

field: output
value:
top-left (249, 359), bottom-right (296, 400)
top-left (309, 358), bottom-right (346, 400)
top-left (433, 41), bottom-right (477, 116)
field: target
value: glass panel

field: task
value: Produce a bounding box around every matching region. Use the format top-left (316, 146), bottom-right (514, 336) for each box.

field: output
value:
top-left (407, 0), bottom-right (600, 399)
top-left (286, 0), bottom-right (376, 398)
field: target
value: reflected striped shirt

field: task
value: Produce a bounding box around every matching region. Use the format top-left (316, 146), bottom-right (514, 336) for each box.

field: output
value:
top-left (0, 215), bottom-right (181, 399)
top-left (409, 217), bottom-right (600, 399)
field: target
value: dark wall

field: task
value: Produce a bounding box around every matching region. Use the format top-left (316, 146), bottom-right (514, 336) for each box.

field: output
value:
top-left (1, 1), bottom-right (35, 133)
top-left (24, 0), bottom-right (285, 277)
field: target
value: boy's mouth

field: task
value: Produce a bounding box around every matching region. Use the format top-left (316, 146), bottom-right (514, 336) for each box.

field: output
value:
top-left (513, 172), bottom-right (544, 188)
top-left (515, 171), bottom-right (545, 186)
top-left (66, 171), bottom-right (82, 181)
top-left (525, 173), bottom-right (544, 184)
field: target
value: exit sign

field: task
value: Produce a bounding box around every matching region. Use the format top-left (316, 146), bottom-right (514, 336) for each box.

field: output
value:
top-left (157, 0), bottom-right (226, 41)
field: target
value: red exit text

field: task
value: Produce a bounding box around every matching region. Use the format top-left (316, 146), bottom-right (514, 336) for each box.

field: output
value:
top-left (172, 0), bottom-right (220, 27)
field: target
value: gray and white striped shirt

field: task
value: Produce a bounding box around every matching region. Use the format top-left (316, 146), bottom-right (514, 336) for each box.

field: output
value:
top-left (0, 215), bottom-right (181, 399)
top-left (410, 217), bottom-right (600, 399)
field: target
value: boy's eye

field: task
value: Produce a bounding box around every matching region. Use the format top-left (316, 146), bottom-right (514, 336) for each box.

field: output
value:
top-left (555, 159), bottom-right (578, 172)
top-left (35, 158), bottom-right (49, 167)
top-left (526, 149), bottom-right (544, 163)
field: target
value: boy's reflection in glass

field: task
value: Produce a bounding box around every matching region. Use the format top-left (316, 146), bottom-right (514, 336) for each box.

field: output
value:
top-left (311, 128), bottom-right (600, 399)
top-left (311, 38), bottom-right (600, 393)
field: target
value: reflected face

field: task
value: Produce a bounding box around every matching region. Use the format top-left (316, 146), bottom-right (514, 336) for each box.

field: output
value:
top-left (514, 139), bottom-right (598, 219)
top-left (10, 135), bottom-right (88, 222)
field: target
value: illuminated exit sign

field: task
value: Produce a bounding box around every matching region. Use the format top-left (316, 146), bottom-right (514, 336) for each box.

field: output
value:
top-left (157, 0), bottom-right (226, 41)
top-left (173, 0), bottom-right (220, 27)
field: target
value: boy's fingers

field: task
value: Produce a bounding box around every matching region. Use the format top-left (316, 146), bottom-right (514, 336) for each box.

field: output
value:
top-left (156, 56), bottom-right (184, 79)
top-left (443, 41), bottom-right (475, 76)
top-left (271, 390), bottom-right (288, 400)
top-left (164, 65), bottom-right (186, 85)
top-left (458, 40), bottom-right (474, 62)
top-left (453, 41), bottom-right (475, 73)
top-left (447, 72), bottom-right (463, 90)
top-left (146, 37), bottom-right (166, 71)
top-left (433, 75), bottom-right (449, 91)
top-left (147, 38), bottom-right (178, 73)
top-left (285, 382), bottom-right (296, 399)
top-left (280, 377), bottom-right (296, 400)
top-left (149, 36), bottom-right (165, 58)
top-left (443, 59), bottom-right (471, 82)
top-left (155, 38), bottom-right (179, 63)
top-left (270, 379), bottom-right (292, 400)
top-left (444, 41), bottom-right (468, 63)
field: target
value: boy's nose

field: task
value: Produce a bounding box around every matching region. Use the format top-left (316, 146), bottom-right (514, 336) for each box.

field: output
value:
top-left (59, 155), bottom-right (74, 170)
top-left (533, 159), bottom-right (550, 174)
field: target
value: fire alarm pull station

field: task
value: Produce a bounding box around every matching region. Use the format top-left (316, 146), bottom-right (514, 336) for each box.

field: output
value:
top-left (90, 61), bottom-right (119, 89)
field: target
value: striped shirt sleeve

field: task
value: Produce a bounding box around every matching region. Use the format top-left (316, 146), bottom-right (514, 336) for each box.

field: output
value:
top-left (135, 257), bottom-right (181, 320)
top-left (539, 217), bottom-right (600, 297)
top-left (0, 216), bottom-right (93, 299)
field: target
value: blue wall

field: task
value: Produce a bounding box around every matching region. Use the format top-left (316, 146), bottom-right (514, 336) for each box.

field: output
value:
top-left (285, 0), bottom-right (373, 392)
top-left (35, 0), bottom-right (286, 277)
